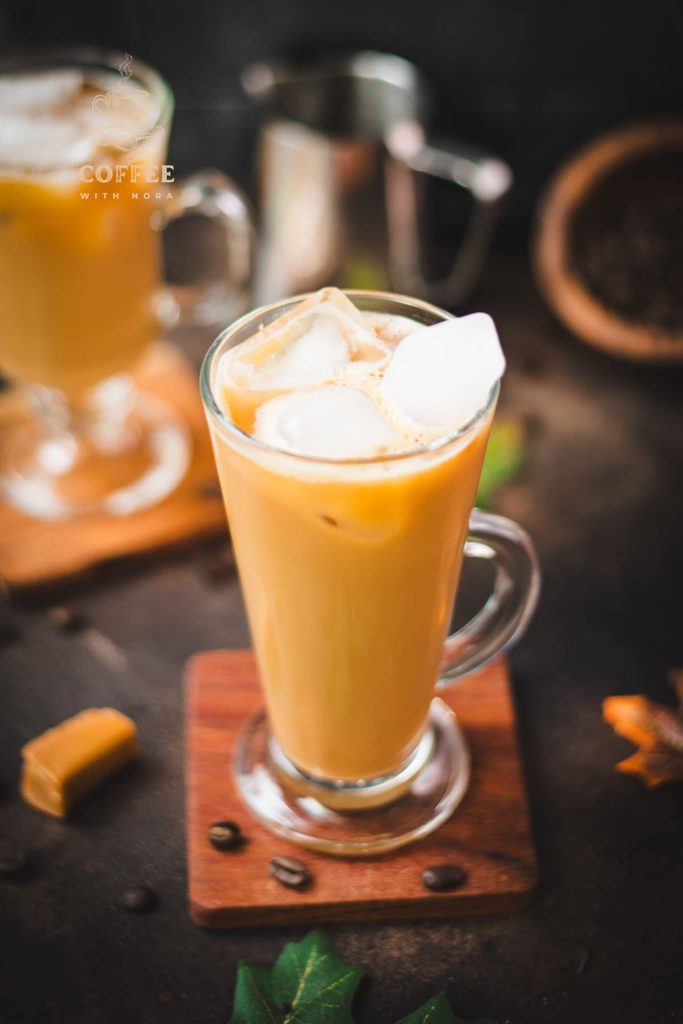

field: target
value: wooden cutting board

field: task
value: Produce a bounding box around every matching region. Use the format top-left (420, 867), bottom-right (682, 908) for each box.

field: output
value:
top-left (0, 344), bottom-right (226, 590)
top-left (185, 649), bottom-right (537, 928)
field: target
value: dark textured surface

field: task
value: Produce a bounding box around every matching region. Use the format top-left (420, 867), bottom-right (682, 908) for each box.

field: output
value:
top-left (1, 253), bottom-right (682, 1022)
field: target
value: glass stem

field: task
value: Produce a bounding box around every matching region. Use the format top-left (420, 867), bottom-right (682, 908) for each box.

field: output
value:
top-left (30, 374), bottom-right (137, 456)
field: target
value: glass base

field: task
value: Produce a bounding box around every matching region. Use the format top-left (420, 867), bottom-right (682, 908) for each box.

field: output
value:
top-left (0, 380), bottom-right (191, 520)
top-left (234, 698), bottom-right (471, 857)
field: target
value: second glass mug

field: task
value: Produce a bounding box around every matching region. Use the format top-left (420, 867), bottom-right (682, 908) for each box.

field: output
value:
top-left (202, 290), bottom-right (540, 855)
top-left (0, 48), bottom-right (252, 519)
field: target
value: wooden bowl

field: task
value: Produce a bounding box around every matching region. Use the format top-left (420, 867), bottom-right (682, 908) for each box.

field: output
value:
top-left (533, 122), bottom-right (683, 362)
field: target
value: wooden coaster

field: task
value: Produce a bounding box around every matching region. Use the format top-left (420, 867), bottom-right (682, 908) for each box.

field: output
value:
top-left (185, 649), bottom-right (537, 928)
top-left (0, 343), bottom-right (226, 590)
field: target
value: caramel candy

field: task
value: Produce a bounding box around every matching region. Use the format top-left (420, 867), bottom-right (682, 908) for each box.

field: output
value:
top-left (21, 708), bottom-right (138, 818)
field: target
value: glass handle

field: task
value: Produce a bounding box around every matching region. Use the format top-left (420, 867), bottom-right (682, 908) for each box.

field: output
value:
top-left (155, 169), bottom-right (254, 328)
top-left (384, 120), bottom-right (512, 307)
top-left (437, 509), bottom-right (540, 688)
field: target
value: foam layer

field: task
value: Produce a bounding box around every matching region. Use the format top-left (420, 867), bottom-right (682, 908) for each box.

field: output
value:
top-left (0, 70), bottom-right (84, 112)
top-left (0, 114), bottom-right (101, 169)
top-left (0, 68), bottom-right (158, 172)
top-left (217, 288), bottom-right (505, 460)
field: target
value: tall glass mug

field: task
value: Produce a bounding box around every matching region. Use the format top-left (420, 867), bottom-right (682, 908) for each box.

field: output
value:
top-left (202, 292), bottom-right (540, 855)
top-left (0, 49), bottom-right (252, 519)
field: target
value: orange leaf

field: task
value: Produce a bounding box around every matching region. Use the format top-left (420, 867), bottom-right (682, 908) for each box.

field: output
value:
top-left (603, 681), bottom-right (683, 788)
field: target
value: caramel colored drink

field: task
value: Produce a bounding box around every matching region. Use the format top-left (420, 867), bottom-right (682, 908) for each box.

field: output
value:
top-left (207, 289), bottom-right (503, 782)
top-left (0, 67), bottom-right (169, 395)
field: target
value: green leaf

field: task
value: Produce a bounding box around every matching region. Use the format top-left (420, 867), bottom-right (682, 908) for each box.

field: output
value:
top-left (397, 993), bottom-right (497, 1024)
top-left (229, 930), bottom-right (497, 1024)
top-left (396, 992), bottom-right (459, 1023)
top-left (477, 416), bottom-right (526, 509)
top-left (231, 964), bottom-right (282, 1023)
top-left (230, 930), bottom-right (364, 1024)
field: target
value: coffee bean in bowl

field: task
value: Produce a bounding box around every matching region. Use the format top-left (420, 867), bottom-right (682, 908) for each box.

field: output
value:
top-left (534, 122), bottom-right (683, 362)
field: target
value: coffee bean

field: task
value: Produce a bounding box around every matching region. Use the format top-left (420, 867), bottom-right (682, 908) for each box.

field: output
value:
top-left (269, 855), bottom-right (312, 891)
top-left (208, 820), bottom-right (243, 851)
top-left (48, 606), bottom-right (88, 633)
top-left (0, 841), bottom-right (28, 879)
top-left (421, 863), bottom-right (468, 892)
top-left (121, 885), bottom-right (157, 913)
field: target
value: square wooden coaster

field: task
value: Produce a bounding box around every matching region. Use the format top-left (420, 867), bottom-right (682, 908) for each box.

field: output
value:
top-left (185, 649), bottom-right (537, 928)
top-left (0, 343), bottom-right (226, 590)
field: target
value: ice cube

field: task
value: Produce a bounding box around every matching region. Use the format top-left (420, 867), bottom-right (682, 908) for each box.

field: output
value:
top-left (256, 311), bottom-right (350, 387)
top-left (254, 386), bottom-right (397, 458)
top-left (221, 287), bottom-right (388, 392)
top-left (381, 313), bottom-right (505, 434)
top-left (0, 71), bottom-right (84, 112)
top-left (0, 114), bottom-right (95, 169)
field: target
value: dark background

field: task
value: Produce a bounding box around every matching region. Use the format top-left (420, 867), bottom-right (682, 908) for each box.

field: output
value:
top-left (1, 3), bottom-right (683, 1023)
top-left (2, 0), bottom-right (683, 230)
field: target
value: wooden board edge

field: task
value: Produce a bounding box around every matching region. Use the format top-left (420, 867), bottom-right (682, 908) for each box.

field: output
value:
top-left (189, 881), bottom-right (538, 929)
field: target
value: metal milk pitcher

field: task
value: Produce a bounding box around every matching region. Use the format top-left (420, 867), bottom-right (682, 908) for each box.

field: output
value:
top-left (242, 51), bottom-right (512, 305)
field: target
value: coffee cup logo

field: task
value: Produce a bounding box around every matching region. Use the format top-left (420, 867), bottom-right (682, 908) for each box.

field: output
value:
top-left (91, 53), bottom-right (159, 152)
